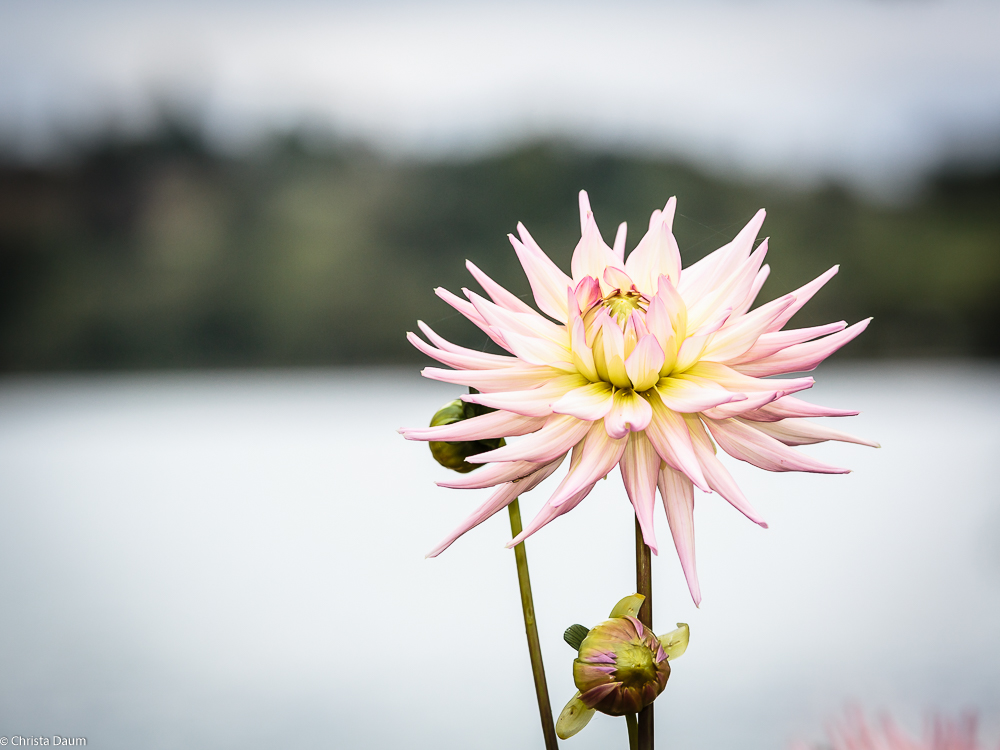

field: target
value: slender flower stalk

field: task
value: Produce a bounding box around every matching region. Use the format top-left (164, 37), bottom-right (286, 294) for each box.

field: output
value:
top-left (508, 497), bottom-right (559, 750)
top-left (635, 520), bottom-right (654, 750)
top-left (401, 190), bottom-right (877, 605)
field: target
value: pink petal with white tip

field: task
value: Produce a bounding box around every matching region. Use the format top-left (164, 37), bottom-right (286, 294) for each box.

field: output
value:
top-left (465, 289), bottom-right (568, 345)
top-left (509, 227), bottom-right (573, 322)
top-left (466, 260), bottom-right (538, 315)
top-left (654, 378), bottom-right (742, 413)
top-left (415, 321), bottom-right (520, 367)
top-left (422, 365), bottom-right (564, 393)
top-left (552, 381), bottom-right (615, 421)
top-left (621, 432), bottom-right (661, 554)
top-left (733, 318), bottom-right (871, 377)
top-left (701, 295), bottom-right (796, 363)
top-left (407, 331), bottom-right (521, 371)
top-left (605, 389), bottom-right (653, 439)
top-left (705, 417), bottom-right (851, 474)
top-left (700, 390), bottom-right (783, 420)
top-left (742, 418), bottom-right (880, 448)
top-left (463, 374), bottom-right (589, 416)
top-left (427, 456), bottom-right (565, 557)
top-left (613, 222), bottom-right (628, 260)
top-left (437, 460), bottom-right (544, 489)
top-left (685, 416), bottom-right (768, 527)
top-left (548, 422), bottom-right (629, 507)
top-left (469, 413), bottom-right (592, 464)
top-left (644, 391), bottom-right (710, 491)
top-left (657, 463), bottom-right (700, 606)
top-left (625, 334), bottom-right (665, 392)
top-left (572, 214), bottom-right (624, 288)
top-left (626, 220), bottom-right (682, 295)
top-left (763, 265), bottom-right (840, 333)
top-left (400, 410), bottom-right (546, 442)
top-left (731, 321), bottom-right (848, 364)
top-left (508, 483), bottom-right (593, 548)
top-left (741, 394), bottom-right (859, 422)
top-left (729, 264), bottom-right (770, 318)
top-left (435, 287), bottom-right (509, 349)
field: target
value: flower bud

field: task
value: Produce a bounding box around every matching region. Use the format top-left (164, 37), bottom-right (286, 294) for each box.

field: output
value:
top-left (427, 397), bottom-right (504, 473)
top-left (573, 614), bottom-right (670, 717)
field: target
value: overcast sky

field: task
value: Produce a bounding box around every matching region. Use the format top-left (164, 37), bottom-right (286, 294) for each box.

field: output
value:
top-left (2, 0), bottom-right (999, 190)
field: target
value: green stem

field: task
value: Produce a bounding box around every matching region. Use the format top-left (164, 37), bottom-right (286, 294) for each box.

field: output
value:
top-left (636, 518), bottom-right (654, 750)
top-left (626, 713), bottom-right (639, 750)
top-left (508, 497), bottom-right (559, 750)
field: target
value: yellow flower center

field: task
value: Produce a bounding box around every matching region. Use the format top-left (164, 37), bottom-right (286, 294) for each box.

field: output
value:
top-left (602, 291), bottom-right (647, 324)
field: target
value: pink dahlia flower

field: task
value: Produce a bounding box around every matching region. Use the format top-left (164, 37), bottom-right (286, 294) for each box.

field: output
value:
top-left (795, 711), bottom-right (992, 750)
top-left (401, 191), bottom-right (876, 604)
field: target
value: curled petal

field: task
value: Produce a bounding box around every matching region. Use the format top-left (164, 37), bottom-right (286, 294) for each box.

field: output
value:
top-left (552, 381), bottom-right (615, 421)
top-left (658, 463), bottom-right (700, 606)
top-left (423, 365), bottom-right (565, 393)
top-left (732, 318), bottom-right (872, 377)
top-left (463, 374), bottom-right (589, 416)
top-left (741, 394), bottom-right (859, 421)
top-left (399, 410), bottom-right (546, 442)
top-left (654, 377), bottom-right (741, 413)
top-left (645, 390), bottom-right (710, 491)
top-left (620, 432), bottom-right (661, 553)
top-left (739, 417), bottom-right (880, 448)
top-left (625, 334), bottom-right (665, 392)
top-left (549, 422), bottom-right (629, 507)
top-left (466, 260), bottom-right (538, 315)
top-left (509, 226), bottom-right (572, 322)
top-left (605, 390), bottom-right (653, 439)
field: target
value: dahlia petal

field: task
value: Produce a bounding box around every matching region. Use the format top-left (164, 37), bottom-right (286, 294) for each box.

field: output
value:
top-left (435, 287), bottom-right (509, 348)
top-left (655, 274), bottom-right (688, 340)
top-left (509, 227), bottom-right (572, 322)
top-left (407, 331), bottom-right (519, 371)
top-left (399, 410), bottom-right (546, 442)
top-left (608, 593), bottom-right (646, 618)
top-left (550, 422), bottom-right (629, 506)
top-left (644, 390), bottom-right (710, 491)
top-left (621, 432), bottom-right (661, 554)
top-left (497, 328), bottom-right (574, 369)
top-left (552, 381), bottom-right (615, 421)
top-left (644, 295), bottom-right (673, 349)
top-left (625, 219), bottom-right (682, 295)
top-left (579, 190), bottom-right (593, 234)
top-left (658, 464), bottom-right (700, 606)
top-left (700, 389), bottom-right (783, 419)
top-left (437, 460), bottom-right (543, 489)
top-left (744, 418), bottom-right (880, 448)
top-left (731, 321), bottom-right (848, 364)
top-left (468, 414), bottom-right (591, 464)
top-left (580, 681), bottom-right (621, 707)
top-left (661, 196), bottom-right (677, 231)
top-left (741, 394), bottom-right (859, 421)
top-left (678, 209), bottom-right (766, 304)
top-left (729, 264), bottom-right (770, 318)
top-left (556, 692), bottom-right (596, 740)
top-left (685, 416), bottom-right (768, 527)
top-left (625, 334), bottom-right (665, 392)
top-left (507, 483), bottom-right (593, 547)
top-left (682, 361), bottom-right (814, 393)
top-left (674, 333), bottom-right (711, 373)
top-left (572, 214), bottom-right (624, 289)
top-left (426, 457), bottom-right (564, 557)
top-left (604, 265), bottom-right (635, 293)
top-left (601, 316), bottom-right (632, 388)
top-left (701, 295), bottom-right (796, 363)
top-left (465, 260), bottom-right (537, 315)
top-left (732, 318), bottom-right (872, 377)
top-left (570, 317), bottom-right (600, 382)
top-left (465, 289), bottom-right (567, 345)
top-left (764, 265), bottom-right (840, 333)
top-left (653, 377), bottom-right (742, 413)
top-left (613, 221), bottom-right (627, 260)
top-left (463, 374), bottom-right (590, 416)
top-left (605, 390), bottom-right (653, 439)
top-left (574, 276), bottom-right (602, 311)
top-left (415, 321), bottom-right (520, 366)
top-left (705, 417), bottom-right (851, 474)
top-left (685, 241), bottom-right (767, 331)
top-left (422, 365), bottom-right (563, 393)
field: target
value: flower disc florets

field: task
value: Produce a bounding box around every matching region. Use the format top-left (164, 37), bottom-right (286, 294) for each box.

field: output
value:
top-left (400, 190), bottom-right (878, 603)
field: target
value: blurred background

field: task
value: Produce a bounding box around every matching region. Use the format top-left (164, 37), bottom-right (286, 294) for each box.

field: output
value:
top-left (0, 0), bottom-right (998, 748)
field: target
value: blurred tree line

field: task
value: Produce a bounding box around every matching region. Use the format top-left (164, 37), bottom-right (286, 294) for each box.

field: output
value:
top-left (1, 123), bottom-right (998, 371)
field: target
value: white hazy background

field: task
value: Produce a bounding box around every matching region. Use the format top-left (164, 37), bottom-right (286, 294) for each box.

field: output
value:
top-left (2, 0), bottom-right (1000, 193)
top-left (0, 366), bottom-right (998, 749)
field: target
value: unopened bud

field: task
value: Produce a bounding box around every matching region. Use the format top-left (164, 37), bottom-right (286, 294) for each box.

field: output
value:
top-left (428, 397), bottom-right (504, 474)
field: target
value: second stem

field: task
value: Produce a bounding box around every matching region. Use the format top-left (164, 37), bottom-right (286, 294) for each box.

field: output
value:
top-left (635, 517), bottom-right (654, 750)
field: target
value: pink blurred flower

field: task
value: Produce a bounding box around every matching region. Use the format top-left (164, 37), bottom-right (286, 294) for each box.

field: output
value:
top-left (400, 191), bottom-right (876, 604)
top-left (796, 711), bottom-right (992, 750)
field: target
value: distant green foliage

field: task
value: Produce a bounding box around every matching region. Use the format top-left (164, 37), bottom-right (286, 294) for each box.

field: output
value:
top-left (1, 130), bottom-right (997, 371)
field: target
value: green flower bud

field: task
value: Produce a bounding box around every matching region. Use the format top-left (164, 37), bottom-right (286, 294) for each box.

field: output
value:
top-left (556, 594), bottom-right (691, 740)
top-left (427, 397), bottom-right (504, 473)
